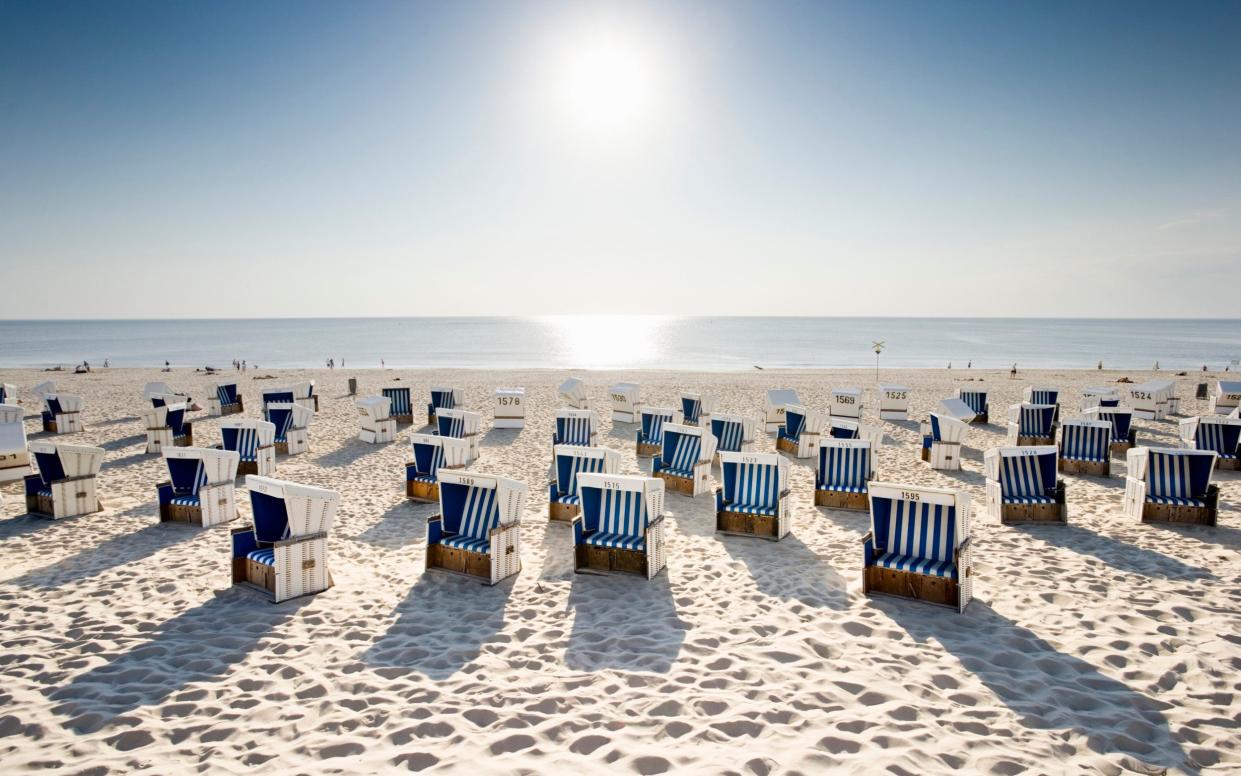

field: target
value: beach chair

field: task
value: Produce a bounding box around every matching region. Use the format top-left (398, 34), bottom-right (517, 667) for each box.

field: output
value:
top-left (1057, 419), bottom-right (1112, 476)
top-left (0, 404), bottom-right (31, 485)
top-left (435, 407), bottom-right (481, 462)
top-left (680, 392), bottom-right (715, 427)
top-left (232, 476), bottom-right (340, 602)
top-left (862, 483), bottom-right (973, 612)
top-left (776, 404), bottom-right (827, 459)
top-left (261, 387), bottom-right (296, 412)
top-left (1080, 387), bottom-right (1120, 411)
top-left (831, 387), bottom-right (864, 419)
top-left (715, 451), bottom-right (790, 540)
top-left (24, 442), bottom-right (104, 519)
top-left (710, 413), bottom-right (757, 458)
top-left (984, 446), bottom-right (1066, 524)
top-left (957, 390), bottom-right (989, 424)
top-left (426, 470), bottom-right (527, 585)
top-left (265, 402), bottom-right (312, 455)
top-left (1006, 403), bottom-right (1057, 446)
top-left (139, 402), bottom-right (194, 454)
top-left (636, 407), bottom-right (681, 458)
top-left (220, 419), bottom-right (277, 477)
top-left (878, 385), bottom-right (910, 421)
top-left (357, 396), bottom-right (397, 444)
top-left (206, 382), bottom-right (244, 416)
top-left (553, 409), bottom-right (598, 448)
top-left (290, 381), bottom-right (319, 412)
top-left (157, 447), bottom-right (240, 527)
top-left (1209, 380), bottom-right (1241, 415)
top-left (765, 389), bottom-right (799, 433)
top-left (1084, 406), bottom-right (1137, 455)
top-left (573, 473), bottom-right (666, 578)
top-left (609, 382), bottom-right (642, 423)
top-left (144, 382), bottom-right (192, 408)
top-left (1129, 380), bottom-right (1176, 420)
top-left (41, 393), bottom-right (84, 434)
top-left (920, 413), bottom-right (968, 470)
top-left (382, 386), bottom-right (413, 423)
top-left (653, 423), bottom-right (716, 496)
top-left (827, 417), bottom-right (885, 446)
top-left (1123, 448), bottom-right (1218, 526)
top-left (0, 384), bottom-right (16, 405)
top-left (492, 387), bottom-right (525, 429)
top-left (1179, 415), bottom-right (1241, 471)
top-left (427, 387), bottom-right (462, 425)
top-left (405, 433), bottom-right (470, 502)
top-left (1023, 387), bottom-right (1060, 421)
top-left (549, 445), bottom-right (622, 522)
top-left (558, 377), bottom-right (589, 409)
top-left (815, 439), bottom-right (874, 510)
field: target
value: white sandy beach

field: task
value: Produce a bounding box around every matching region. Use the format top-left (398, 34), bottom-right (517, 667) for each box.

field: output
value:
top-left (0, 366), bottom-right (1237, 775)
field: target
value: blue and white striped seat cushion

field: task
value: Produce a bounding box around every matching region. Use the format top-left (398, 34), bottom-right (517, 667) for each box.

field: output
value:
top-left (716, 421), bottom-right (744, 452)
top-left (1000, 453), bottom-right (1050, 500)
top-left (722, 503), bottom-right (779, 516)
top-left (1145, 452), bottom-right (1207, 505)
top-left (247, 548), bottom-right (275, 566)
top-left (660, 466), bottom-right (695, 478)
top-left (874, 552), bottom-right (957, 579)
top-left (730, 461), bottom-right (780, 509)
top-left (553, 494), bottom-right (581, 505)
top-left (37, 488), bottom-right (53, 498)
top-left (664, 435), bottom-right (701, 478)
top-left (1002, 495), bottom-right (1056, 505)
top-left (441, 535), bottom-right (491, 553)
top-left (409, 474), bottom-right (437, 484)
top-left (171, 495), bottom-right (200, 506)
top-left (584, 532), bottom-right (645, 551)
top-left (1146, 495), bottom-right (1206, 507)
top-left (819, 447), bottom-right (869, 490)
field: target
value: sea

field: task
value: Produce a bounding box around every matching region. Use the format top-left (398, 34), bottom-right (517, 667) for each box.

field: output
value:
top-left (0, 317), bottom-right (1237, 371)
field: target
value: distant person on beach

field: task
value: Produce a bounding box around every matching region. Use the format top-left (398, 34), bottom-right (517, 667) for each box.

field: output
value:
top-left (1010, 363), bottom-right (1017, 379)
top-left (1154, 361), bottom-right (1160, 370)
top-left (381, 359), bottom-right (385, 369)
top-left (967, 361), bottom-right (971, 369)
top-left (104, 359), bottom-right (109, 368)
top-left (1098, 360), bottom-right (1103, 370)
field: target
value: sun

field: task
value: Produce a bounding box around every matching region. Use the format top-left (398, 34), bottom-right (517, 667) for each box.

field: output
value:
top-left (537, 17), bottom-right (668, 145)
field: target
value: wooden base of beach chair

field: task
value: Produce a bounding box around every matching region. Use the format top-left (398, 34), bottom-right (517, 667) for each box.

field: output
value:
top-left (636, 441), bottom-right (660, 458)
top-left (1016, 435), bottom-right (1055, 447)
top-left (235, 559), bottom-right (329, 602)
top-left (775, 437), bottom-right (798, 455)
top-left (427, 412), bottom-right (438, 426)
top-left (548, 501), bottom-right (580, 523)
top-left (864, 566), bottom-right (961, 610)
top-left (1110, 441), bottom-right (1134, 456)
top-left (160, 497), bottom-right (236, 527)
top-left (815, 489), bottom-right (869, 511)
top-left (656, 471), bottom-right (699, 496)
top-left (406, 479), bottom-right (439, 503)
top-left (359, 425), bottom-right (396, 444)
top-left (1215, 458), bottom-right (1240, 471)
top-left (716, 510), bottom-right (780, 540)
top-left (1141, 503), bottom-right (1217, 527)
top-left (1001, 502), bottom-right (1067, 524)
top-left (1058, 458), bottom-right (1110, 477)
top-left (390, 412), bottom-right (413, 424)
top-left (426, 544), bottom-right (496, 583)
top-left (968, 412), bottom-right (989, 424)
top-left (44, 413), bottom-right (84, 434)
top-left (574, 545), bottom-right (650, 576)
top-left (27, 476), bottom-right (101, 519)
top-left (276, 433), bottom-right (309, 456)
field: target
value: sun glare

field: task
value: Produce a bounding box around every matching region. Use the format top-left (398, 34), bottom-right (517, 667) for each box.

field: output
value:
top-left (542, 315), bottom-right (661, 368)
top-left (535, 16), bottom-right (670, 146)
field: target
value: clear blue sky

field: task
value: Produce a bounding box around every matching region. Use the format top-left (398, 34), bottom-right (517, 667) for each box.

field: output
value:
top-left (2, 0), bottom-right (1238, 318)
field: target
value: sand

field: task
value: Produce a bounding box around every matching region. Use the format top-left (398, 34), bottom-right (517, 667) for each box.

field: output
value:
top-left (0, 366), bottom-right (1237, 775)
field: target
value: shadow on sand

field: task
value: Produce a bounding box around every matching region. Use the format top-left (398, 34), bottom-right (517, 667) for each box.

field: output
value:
top-left (564, 571), bottom-right (686, 673)
top-left (9, 523), bottom-right (189, 589)
top-left (720, 532), bottom-right (849, 610)
top-left (878, 598), bottom-right (1193, 773)
top-left (1016, 523), bottom-right (1215, 581)
top-left (364, 571), bottom-right (512, 680)
top-left (47, 589), bottom-right (304, 731)
top-left (354, 498), bottom-right (433, 550)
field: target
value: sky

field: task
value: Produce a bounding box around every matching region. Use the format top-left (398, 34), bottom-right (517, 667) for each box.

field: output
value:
top-left (1, 0), bottom-right (1239, 319)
